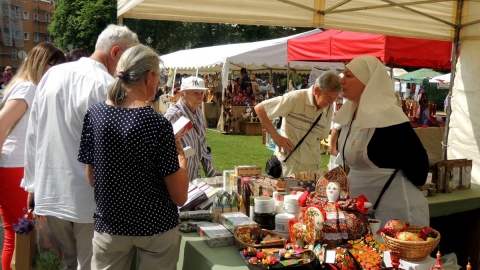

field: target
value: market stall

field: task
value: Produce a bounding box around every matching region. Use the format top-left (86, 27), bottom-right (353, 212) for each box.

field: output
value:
top-left (119, 2), bottom-right (480, 269)
top-left (175, 184), bottom-right (480, 270)
top-left (287, 30), bottom-right (452, 70)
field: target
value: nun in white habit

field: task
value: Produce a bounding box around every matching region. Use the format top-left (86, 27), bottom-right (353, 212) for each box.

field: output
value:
top-left (334, 56), bottom-right (429, 228)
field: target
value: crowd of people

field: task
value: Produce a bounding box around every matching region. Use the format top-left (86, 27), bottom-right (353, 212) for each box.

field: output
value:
top-left (0, 24), bottom-right (194, 270)
top-left (0, 23), bottom-right (430, 270)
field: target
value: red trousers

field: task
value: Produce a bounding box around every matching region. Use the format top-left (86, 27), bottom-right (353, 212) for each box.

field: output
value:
top-left (0, 167), bottom-right (28, 270)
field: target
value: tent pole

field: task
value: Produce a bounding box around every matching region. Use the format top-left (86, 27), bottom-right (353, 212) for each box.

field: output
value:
top-left (173, 68), bottom-right (178, 95)
top-left (287, 63), bottom-right (290, 93)
top-left (442, 0), bottom-right (463, 161)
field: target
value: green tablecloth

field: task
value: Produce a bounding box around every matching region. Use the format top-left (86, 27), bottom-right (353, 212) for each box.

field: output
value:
top-left (177, 232), bottom-right (247, 270)
top-left (427, 184), bottom-right (480, 217)
top-left (176, 184), bottom-right (480, 270)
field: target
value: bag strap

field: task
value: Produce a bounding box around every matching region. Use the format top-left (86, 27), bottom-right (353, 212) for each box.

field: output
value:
top-left (372, 169), bottom-right (400, 211)
top-left (284, 107), bottom-right (328, 162)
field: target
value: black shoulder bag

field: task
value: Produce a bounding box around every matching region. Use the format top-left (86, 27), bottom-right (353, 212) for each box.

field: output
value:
top-left (266, 109), bottom-right (326, 178)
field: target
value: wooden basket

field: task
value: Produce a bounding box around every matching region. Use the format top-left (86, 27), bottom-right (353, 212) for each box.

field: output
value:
top-left (381, 226), bottom-right (441, 261)
top-left (234, 225), bottom-right (286, 250)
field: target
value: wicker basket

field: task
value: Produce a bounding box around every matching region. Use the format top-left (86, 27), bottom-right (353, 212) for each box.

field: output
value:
top-left (234, 225), bottom-right (286, 250)
top-left (381, 225), bottom-right (441, 261)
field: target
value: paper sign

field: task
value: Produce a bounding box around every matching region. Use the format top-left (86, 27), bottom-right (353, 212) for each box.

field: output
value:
top-left (325, 250), bottom-right (337, 264)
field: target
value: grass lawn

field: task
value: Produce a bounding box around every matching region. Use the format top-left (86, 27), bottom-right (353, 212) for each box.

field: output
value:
top-left (206, 129), bottom-right (330, 174)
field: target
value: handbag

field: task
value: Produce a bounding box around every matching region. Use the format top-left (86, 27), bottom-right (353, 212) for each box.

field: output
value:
top-left (265, 108), bottom-right (327, 178)
top-left (10, 210), bottom-right (35, 270)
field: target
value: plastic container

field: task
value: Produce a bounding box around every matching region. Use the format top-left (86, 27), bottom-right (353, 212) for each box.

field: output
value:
top-left (283, 195), bottom-right (301, 215)
top-left (275, 213), bottom-right (294, 233)
top-left (253, 212), bottom-right (275, 230)
top-left (254, 196), bottom-right (275, 214)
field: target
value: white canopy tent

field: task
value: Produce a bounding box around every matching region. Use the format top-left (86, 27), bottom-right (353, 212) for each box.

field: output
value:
top-left (160, 29), bottom-right (345, 93)
top-left (430, 73), bottom-right (451, 89)
top-left (430, 73), bottom-right (452, 84)
top-left (118, 0), bottom-right (480, 186)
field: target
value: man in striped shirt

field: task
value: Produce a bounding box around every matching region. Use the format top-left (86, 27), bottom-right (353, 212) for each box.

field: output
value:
top-left (165, 76), bottom-right (220, 181)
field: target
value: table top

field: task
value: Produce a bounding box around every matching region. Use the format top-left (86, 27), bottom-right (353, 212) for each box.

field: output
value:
top-left (178, 232), bottom-right (247, 270)
top-left (176, 184), bottom-right (480, 269)
top-left (427, 184), bottom-right (480, 217)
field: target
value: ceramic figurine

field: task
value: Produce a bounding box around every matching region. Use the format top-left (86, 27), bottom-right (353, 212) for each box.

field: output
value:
top-left (430, 250), bottom-right (443, 270)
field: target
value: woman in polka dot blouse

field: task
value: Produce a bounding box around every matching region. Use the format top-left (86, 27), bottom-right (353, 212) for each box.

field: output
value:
top-left (78, 44), bottom-right (189, 270)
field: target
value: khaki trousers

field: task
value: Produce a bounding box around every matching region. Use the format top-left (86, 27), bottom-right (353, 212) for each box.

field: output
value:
top-left (46, 216), bottom-right (94, 270)
top-left (92, 227), bottom-right (179, 270)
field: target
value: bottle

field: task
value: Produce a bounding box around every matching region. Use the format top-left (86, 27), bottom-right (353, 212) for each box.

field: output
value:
top-left (249, 196), bottom-right (255, 221)
top-left (275, 194), bottom-right (284, 214)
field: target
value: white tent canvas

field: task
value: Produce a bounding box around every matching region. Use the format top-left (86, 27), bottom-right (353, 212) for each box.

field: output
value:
top-left (117, 0), bottom-right (474, 42)
top-left (430, 73), bottom-right (451, 89)
top-left (118, 1), bottom-right (480, 186)
top-left (430, 73), bottom-right (451, 84)
top-left (160, 29), bottom-right (345, 93)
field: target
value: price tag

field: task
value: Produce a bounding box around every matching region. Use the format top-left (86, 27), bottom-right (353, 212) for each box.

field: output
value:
top-left (325, 250), bottom-right (337, 264)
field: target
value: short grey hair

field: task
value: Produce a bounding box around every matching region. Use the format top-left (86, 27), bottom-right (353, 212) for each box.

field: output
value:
top-left (314, 71), bottom-right (342, 93)
top-left (95, 24), bottom-right (139, 53)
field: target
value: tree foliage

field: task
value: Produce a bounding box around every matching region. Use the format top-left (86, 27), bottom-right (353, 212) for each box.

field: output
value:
top-left (122, 19), bottom-right (313, 55)
top-left (49, 0), bottom-right (312, 54)
top-left (49, 0), bottom-right (117, 52)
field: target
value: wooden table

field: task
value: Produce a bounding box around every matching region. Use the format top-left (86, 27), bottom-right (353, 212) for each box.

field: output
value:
top-left (427, 184), bottom-right (480, 268)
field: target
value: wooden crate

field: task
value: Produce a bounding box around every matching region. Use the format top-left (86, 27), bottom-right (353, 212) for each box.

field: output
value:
top-left (240, 122), bottom-right (263, 135)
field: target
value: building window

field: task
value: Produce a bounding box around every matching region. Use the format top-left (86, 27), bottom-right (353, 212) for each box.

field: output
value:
top-left (24, 32), bottom-right (29, 41)
top-left (46, 12), bottom-right (50, 22)
top-left (45, 35), bottom-right (51, 42)
top-left (11, 49), bottom-right (17, 60)
top-left (23, 11), bottom-right (29, 20)
top-left (13, 6), bottom-right (19, 17)
top-left (34, 32), bottom-right (39, 42)
top-left (34, 13), bottom-right (38, 21)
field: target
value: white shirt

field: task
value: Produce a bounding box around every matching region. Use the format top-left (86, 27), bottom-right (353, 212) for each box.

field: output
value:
top-left (24, 58), bottom-right (113, 223)
top-left (0, 81), bottom-right (35, 167)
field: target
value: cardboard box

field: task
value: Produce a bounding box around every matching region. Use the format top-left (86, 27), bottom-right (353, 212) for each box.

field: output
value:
top-left (219, 212), bottom-right (257, 234)
top-left (196, 222), bottom-right (235, 248)
top-left (234, 165), bottom-right (262, 177)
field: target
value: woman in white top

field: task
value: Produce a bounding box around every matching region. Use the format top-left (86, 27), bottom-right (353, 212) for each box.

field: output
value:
top-left (0, 42), bottom-right (65, 269)
top-left (334, 56), bottom-right (429, 228)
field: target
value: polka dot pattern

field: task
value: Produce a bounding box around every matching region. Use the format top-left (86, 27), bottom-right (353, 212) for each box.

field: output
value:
top-left (78, 102), bottom-right (179, 236)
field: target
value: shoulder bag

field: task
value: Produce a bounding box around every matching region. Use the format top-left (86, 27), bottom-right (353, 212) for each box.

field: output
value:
top-left (266, 108), bottom-right (327, 178)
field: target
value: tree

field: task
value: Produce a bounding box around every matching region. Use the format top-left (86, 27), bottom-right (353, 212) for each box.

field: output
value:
top-left (49, 0), bottom-right (117, 52)
top-left (49, 1), bottom-right (311, 54)
top-left (122, 19), bottom-right (313, 55)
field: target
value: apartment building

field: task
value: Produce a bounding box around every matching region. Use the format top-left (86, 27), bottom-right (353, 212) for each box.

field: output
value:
top-left (0, 0), bottom-right (55, 74)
